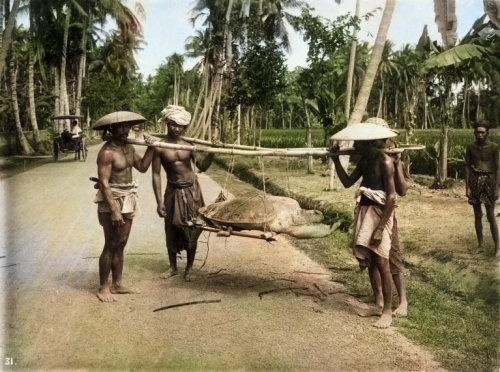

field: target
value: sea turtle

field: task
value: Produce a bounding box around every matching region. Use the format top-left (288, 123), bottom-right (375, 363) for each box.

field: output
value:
top-left (198, 192), bottom-right (339, 239)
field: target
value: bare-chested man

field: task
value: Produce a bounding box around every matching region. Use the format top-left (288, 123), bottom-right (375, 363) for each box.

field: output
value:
top-left (152, 105), bottom-right (213, 281)
top-left (465, 120), bottom-right (499, 257)
top-left (332, 133), bottom-right (397, 328)
top-left (94, 111), bottom-right (155, 302)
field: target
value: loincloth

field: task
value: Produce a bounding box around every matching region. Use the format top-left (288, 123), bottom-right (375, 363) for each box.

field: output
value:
top-left (164, 178), bottom-right (204, 253)
top-left (352, 187), bottom-right (394, 265)
top-left (468, 169), bottom-right (496, 206)
top-left (94, 182), bottom-right (139, 221)
top-left (164, 179), bottom-right (205, 227)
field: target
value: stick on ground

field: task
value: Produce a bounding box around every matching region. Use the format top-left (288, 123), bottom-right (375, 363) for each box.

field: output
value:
top-left (153, 299), bottom-right (222, 312)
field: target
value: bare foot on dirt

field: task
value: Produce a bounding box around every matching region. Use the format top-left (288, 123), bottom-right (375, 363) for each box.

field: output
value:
top-left (110, 283), bottom-right (136, 294)
top-left (160, 269), bottom-right (178, 279)
top-left (357, 306), bottom-right (382, 317)
top-left (373, 312), bottom-right (392, 328)
top-left (184, 269), bottom-right (193, 282)
top-left (393, 302), bottom-right (408, 317)
top-left (97, 287), bottom-right (116, 302)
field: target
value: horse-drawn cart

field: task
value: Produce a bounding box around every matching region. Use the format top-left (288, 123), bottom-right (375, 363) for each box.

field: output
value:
top-left (52, 115), bottom-right (88, 161)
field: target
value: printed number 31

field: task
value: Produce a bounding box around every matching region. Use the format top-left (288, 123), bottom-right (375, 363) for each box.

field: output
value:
top-left (4, 358), bottom-right (14, 366)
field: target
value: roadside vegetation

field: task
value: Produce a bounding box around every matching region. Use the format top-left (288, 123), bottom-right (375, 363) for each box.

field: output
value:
top-left (207, 155), bottom-right (499, 371)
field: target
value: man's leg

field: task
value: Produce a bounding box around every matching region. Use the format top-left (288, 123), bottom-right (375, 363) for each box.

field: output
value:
top-left (160, 221), bottom-right (179, 278)
top-left (184, 228), bottom-right (202, 281)
top-left (110, 218), bottom-right (134, 294)
top-left (97, 214), bottom-right (116, 302)
top-left (392, 272), bottom-right (408, 316)
top-left (472, 204), bottom-right (484, 251)
top-left (373, 254), bottom-right (393, 328)
top-left (368, 265), bottom-right (383, 309)
top-left (485, 204), bottom-right (499, 256)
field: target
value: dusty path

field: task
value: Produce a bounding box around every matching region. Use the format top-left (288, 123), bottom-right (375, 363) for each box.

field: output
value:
top-left (0, 145), bottom-right (440, 369)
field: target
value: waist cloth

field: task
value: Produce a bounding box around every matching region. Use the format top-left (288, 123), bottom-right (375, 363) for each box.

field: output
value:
top-left (94, 182), bottom-right (139, 219)
top-left (164, 178), bottom-right (204, 227)
top-left (468, 168), bottom-right (496, 206)
top-left (353, 187), bottom-right (403, 272)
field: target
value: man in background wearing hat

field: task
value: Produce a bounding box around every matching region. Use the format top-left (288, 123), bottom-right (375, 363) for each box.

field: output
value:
top-left (94, 111), bottom-right (155, 302)
top-left (152, 105), bottom-right (214, 281)
top-left (465, 119), bottom-right (498, 257)
top-left (331, 123), bottom-right (398, 328)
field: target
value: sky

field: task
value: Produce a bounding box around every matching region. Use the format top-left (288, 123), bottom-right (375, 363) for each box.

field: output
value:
top-left (132, 0), bottom-right (485, 78)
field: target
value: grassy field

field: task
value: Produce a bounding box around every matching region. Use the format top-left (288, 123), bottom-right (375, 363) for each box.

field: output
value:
top-left (257, 128), bottom-right (499, 177)
top-left (207, 155), bottom-right (499, 371)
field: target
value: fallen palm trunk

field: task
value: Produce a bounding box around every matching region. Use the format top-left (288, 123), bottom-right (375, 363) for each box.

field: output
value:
top-left (128, 138), bottom-right (424, 157)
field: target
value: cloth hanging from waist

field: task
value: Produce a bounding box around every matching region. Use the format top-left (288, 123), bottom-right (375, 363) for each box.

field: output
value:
top-left (94, 181), bottom-right (139, 217)
top-left (165, 178), bottom-right (204, 227)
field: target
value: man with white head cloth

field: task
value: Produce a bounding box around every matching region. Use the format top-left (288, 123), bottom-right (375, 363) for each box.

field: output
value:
top-left (152, 105), bottom-right (214, 281)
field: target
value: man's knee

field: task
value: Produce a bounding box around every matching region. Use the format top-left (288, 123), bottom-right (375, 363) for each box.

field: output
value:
top-left (485, 206), bottom-right (496, 223)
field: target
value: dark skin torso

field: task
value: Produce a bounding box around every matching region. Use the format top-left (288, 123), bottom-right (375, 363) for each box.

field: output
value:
top-left (156, 138), bottom-right (197, 184)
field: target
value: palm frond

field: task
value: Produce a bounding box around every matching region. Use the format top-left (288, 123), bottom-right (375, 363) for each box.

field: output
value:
top-left (423, 44), bottom-right (491, 70)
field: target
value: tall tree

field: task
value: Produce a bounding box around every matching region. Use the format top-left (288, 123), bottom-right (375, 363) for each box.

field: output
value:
top-left (0, 0), bottom-right (20, 80)
top-left (349, 0), bottom-right (397, 124)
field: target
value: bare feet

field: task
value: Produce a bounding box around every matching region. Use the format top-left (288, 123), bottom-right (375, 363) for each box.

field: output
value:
top-left (373, 311), bottom-right (392, 328)
top-left (97, 286), bottom-right (116, 302)
top-left (357, 306), bottom-right (382, 317)
top-left (184, 269), bottom-right (193, 282)
top-left (393, 302), bottom-right (408, 317)
top-left (110, 283), bottom-right (136, 294)
top-left (160, 269), bottom-right (178, 279)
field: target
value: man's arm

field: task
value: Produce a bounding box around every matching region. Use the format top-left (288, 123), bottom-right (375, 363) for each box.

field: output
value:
top-left (371, 156), bottom-right (397, 246)
top-left (394, 155), bottom-right (408, 196)
top-left (331, 154), bottom-right (362, 188)
top-left (97, 149), bottom-right (124, 226)
top-left (193, 152), bottom-right (215, 173)
top-left (152, 152), bottom-right (165, 217)
top-left (133, 145), bottom-right (155, 173)
top-left (494, 146), bottom-right (499, 200)
top-left (464, 145), bottom-right (471, 198)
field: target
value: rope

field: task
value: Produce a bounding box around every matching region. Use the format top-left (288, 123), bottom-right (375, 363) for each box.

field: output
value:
top-left (258, 156), bottom-right (270, 233)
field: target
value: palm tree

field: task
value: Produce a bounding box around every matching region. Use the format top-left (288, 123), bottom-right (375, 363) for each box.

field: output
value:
top-left (0, 0), bottom-right (21, 79)
top-left (349, 0), bottom-right (397, 124)
top-left (9, 29), bottom-right (34, 155)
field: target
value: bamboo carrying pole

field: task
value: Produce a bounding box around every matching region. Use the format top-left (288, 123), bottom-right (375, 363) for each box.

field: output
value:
top-left (127, 138), bottom-right (424, 157)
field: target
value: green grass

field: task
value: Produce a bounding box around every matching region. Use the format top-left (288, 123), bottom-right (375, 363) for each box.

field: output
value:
top-left (258, 128), bottom-right (499, 177)
top-left (211, 155), bottom-right (500, 371)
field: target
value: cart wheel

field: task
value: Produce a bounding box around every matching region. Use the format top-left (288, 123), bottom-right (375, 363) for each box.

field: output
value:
top-left (53, 141), bottom-right (59, 162)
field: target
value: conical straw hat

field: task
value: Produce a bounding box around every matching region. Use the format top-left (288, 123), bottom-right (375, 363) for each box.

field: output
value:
top-left (92, 111), bottom-right (146, 130)
top-left (330, 122), bottom-right (398, 141)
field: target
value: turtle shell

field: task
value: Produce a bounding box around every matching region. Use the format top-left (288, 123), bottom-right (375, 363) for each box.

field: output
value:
top-left (198, 193), bottom-right (276, 230)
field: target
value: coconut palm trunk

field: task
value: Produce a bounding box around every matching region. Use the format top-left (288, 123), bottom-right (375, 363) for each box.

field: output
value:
top-left (27, 54), bottom-right (40, 144)
top-left (59, 5), bottom-right (71, 129)
top-left (10, 55), bottom-right (34, 155)
top-left (75, 15), bottom-right (89, 117)
top-left (344, 0), bottom-right (361, 118)
top-left (0, 0), bottom-right (21, 80)
top-left (349, 0), bottom-right (397, 124)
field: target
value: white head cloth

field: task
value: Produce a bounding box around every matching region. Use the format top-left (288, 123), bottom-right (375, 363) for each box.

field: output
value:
top-left (161, 105), bottom-right (191, 127)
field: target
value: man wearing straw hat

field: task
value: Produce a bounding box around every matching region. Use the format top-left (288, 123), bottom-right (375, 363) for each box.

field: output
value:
top-left (152, 105), bottom-right (214, 281)
top-left (93, 111), bottom-right (155, 302)
top-left (331, 121), bottom-right (399, 328)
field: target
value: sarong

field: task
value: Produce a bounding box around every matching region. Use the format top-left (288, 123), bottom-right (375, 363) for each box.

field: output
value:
top-left (352, 187), bottom-right (394, 267)
top-left (468, 169), bottom-right (496, 206)
top-left (94, 182), bottom-right (139, 223)
top-left (164, 179), bottom-right (204, 253)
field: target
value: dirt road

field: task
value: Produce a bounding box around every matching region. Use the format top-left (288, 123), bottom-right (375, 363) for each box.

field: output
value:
top-left (0, 145), bottom-right (440, 369)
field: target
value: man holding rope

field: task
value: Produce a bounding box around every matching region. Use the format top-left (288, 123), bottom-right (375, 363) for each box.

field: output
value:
top-left (152, 105), bottom-right (214, 281)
